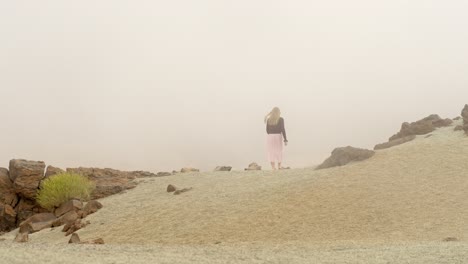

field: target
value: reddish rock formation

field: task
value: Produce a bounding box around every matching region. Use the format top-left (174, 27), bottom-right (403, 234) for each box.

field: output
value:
top-left (0, 203), bottom-right (17, 231)
top-left (9, 159), bottom-right (46, 200)
top-left (66, 168), bottom-right (137, 199)
top-left (0, 168), bottom-right (18, 207)
top-left (316, 146), bottom-right (375, 170)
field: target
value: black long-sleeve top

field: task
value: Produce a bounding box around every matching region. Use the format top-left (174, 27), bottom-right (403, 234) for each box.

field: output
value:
top-left (266, 117), bottom-right (288, 142)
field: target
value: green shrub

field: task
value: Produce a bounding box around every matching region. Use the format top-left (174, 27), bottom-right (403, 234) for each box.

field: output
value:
top-left (36, 172), bottom-right (95, 210)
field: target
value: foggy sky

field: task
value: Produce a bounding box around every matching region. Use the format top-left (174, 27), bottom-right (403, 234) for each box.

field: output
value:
top-left (1, 1), bottom-right (468, 172)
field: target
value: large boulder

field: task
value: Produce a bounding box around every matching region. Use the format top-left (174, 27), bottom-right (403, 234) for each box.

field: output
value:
top-left (389, 115), bottom-right (452, 141)
top-left (316, 146), bottom-right (375, 170)
top-left (0, 168), bottom-right (18, 207)
top-left (0, 203), bottom-right (17, 231)
top-left (66, 168), bottom-right (138, 199)
top-left (9, 159), bottom-right (46, 200)
top-left (374, 135), bottom-right (417, 150)
top-left (462, 105), bottom-right (468, 134)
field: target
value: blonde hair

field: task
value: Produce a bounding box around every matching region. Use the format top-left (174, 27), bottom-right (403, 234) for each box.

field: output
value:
top-left (265, 107), bottom-right (281, 125)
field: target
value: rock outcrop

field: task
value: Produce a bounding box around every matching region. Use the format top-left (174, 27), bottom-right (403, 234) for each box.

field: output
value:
top-left (374, 135), bottom-right (416, 150)
top-left (9, 159), bottom-right (46, 200)
top-left (316, 146), bottom-right (375, 170)
top-left (66, 168), bottom-right (138, 199)
top-left (462, 105), bottom-right (468, 134)
top-left (389, 115), bottom-right (452, 141)
top-left (245, 163), bottom-right (262, 171)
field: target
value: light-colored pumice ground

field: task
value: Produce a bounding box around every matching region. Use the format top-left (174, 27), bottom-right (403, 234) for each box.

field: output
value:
top-left (1, 121), bottom-right (468, 263)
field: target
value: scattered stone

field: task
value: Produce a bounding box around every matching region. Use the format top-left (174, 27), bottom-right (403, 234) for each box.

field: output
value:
top-left (443, 237), bottom-right (459, 242)
top-left (14, 232), bottom-right (29, 243)
top-left (214, 166), bottom-right (232, 172)
top-left (316, 146), bottom-right (375, 170)
top-left (245, 163), bottom-right (262, 171)
top-left (69, 233), bottom-right (81, 244)
top-left (55, 199), bottom-right (83, 217)
top-left (65, 219), bottom-right (83, 236)
top-left (174, 188), bottom-right (193, 195)
top-left (44, 166), bottom-right (64, 178)
top-left (167, 184), bottom-right (177, 193)
top-left (82, 200), bottom-right (103, 217)
top-left (181, 168), bottom-right (200, 173)
top-left (9, 159), bottom-right (46, 200)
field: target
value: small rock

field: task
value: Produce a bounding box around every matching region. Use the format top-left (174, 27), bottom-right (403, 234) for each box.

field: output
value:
top-left (245, 163), bottom-right (262, 171)
top-left (14, 232), bottom-right (29, 243)
top-left (69, 233), bottom-right (81, 244)
top-left (443, 237), bottom-right (459, 242)
top-left (214, 166), bottom-right (232, 172)
top-left (167, 184), bottom-right (177, 193)
top-left (82, 238), bottom-right (105, 245)
top-left (83, 200), bottom-right (103, 217)
top-left (55, 199), bottom-right (83, 217)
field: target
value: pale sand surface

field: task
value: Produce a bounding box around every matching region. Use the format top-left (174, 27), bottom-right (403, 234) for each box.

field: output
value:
top-left (1, 121), bottom-right (467, 263)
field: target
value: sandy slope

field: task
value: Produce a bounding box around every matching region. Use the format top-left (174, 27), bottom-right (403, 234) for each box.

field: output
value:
top-left (1, 120), bottom-right (468, 263)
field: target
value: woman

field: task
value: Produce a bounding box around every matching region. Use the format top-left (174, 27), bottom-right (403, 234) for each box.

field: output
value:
top-left (265, 107), bottom-right (288, 170)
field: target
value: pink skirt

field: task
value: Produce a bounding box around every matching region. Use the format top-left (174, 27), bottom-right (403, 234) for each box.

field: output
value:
top-left (267, 134), bottom-right (283, 163)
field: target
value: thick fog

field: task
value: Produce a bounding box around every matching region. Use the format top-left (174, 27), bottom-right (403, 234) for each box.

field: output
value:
top-left (1, 1), bottom-right (468, 171)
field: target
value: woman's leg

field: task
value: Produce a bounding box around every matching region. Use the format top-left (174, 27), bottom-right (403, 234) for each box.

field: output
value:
top-left (271, 162), bottom-right (276, 170)
top-left (278, 162), bottom-right (282, 169)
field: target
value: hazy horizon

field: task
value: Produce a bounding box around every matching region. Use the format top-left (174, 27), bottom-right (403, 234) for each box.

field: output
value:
top-left (1, 1), bottom-right (468, 172)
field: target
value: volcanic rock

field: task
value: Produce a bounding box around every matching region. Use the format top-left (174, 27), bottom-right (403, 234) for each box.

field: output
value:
top-left (167, 184), bottom-right (177, 193)
top-left (316, 146), bottom-right (375, 170)
top-left (214, 166), bottom-right (232, 172)
top-left (9, 159), bottom-right (46, 200)
top-left (374, 135), bottom-right (416, 150)
top-left (245, 163), bottom-right (262, 171)
top-left (0, 168), bottom-right (18, 207)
